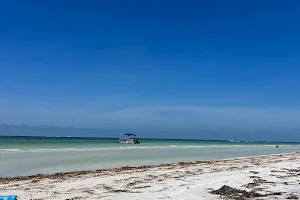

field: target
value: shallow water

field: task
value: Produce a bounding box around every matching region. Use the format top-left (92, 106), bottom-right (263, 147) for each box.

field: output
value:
top-left (0, 136), bottom-right (299, 177)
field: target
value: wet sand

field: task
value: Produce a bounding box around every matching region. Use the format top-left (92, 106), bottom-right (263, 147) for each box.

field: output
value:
top-left (1, 152), bottom-right (300, 199)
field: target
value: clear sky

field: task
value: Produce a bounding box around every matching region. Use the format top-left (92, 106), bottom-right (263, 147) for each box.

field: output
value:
top-left (0, 0), bottom-right (300, 140)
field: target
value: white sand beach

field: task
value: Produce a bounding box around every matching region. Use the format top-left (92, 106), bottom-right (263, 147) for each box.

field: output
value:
top-left (1, 152), bottom-right (300, 200)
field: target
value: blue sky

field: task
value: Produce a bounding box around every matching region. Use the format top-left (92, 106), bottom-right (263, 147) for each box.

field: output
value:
top-left (0, 0), bottom-right (300, 140)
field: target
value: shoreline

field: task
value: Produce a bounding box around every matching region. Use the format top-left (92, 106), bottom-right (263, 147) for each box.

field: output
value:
top-left (1, 152), bottom-right (300, 199)
top-left (1, 152), bottom-right (298, 181)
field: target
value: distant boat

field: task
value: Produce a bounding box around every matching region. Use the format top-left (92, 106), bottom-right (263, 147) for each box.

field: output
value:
top-left (118, 133), bottom-right (140, 144)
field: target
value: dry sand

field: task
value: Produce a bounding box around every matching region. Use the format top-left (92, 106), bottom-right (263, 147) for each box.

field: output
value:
top-left (1, 152), bottom-right (300, 200)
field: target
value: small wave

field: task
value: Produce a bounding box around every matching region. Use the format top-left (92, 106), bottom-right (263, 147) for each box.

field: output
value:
top-left (2, 149), bottom-right (20, 151)
top-left (0, 144), bottom-right (297, 153)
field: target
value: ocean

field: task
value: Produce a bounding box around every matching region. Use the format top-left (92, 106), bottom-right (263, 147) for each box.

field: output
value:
top-left (0, 136), bottom-right (299, 177)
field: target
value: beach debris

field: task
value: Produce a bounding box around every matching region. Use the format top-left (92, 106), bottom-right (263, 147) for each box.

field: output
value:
top-left (286, 195), bottom-right (299, 199)
top-left (243, 178), bottom-right (275, 188)
top-left (100, 184), bottom-right (137, 193)
top-left (253, 178), bottom-right (274, 184)
top-left (65, 197), bottom-right (81, 200)
top-left (249, 175), bottom-right (261, 178)
top-left (211, 185), bottom-right (264, 199)
top-left (211, 185), bottom-right (283, 199)
top-left (249, 171), bottom-right (259, 174)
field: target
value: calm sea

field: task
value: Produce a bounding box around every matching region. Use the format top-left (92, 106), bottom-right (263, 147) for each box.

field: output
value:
top-left (0, 136), bottom-right (299, 177)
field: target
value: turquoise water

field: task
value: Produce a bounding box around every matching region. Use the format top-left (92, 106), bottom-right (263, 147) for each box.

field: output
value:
top-left (1, 136), bottom-right (298, 149)
top-left (0, 136), bottom-right (300, 177)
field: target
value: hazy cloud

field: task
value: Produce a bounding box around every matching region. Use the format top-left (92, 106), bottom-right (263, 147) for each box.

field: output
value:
top-left (1, 104), bottom-right (300, 132)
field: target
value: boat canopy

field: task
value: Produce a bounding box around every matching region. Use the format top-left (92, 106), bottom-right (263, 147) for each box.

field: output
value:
top-left (124, 133), bottom-right (136, 137)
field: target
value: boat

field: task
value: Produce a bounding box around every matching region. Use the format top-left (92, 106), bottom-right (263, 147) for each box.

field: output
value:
top-left (118, 133), bottom-right (140, 144)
